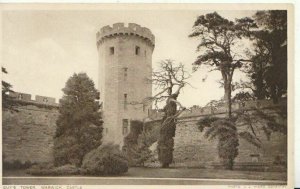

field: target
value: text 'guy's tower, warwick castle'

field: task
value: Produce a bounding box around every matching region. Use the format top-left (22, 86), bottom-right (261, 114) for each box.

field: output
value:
top-left (97, 23), bottom-right (155, 146)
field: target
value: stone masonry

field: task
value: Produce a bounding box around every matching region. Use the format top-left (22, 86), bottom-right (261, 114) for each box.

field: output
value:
top-left (2, 91), bottom-right (287, 169)
top-left (2, 92), bottom-right (59, 164)
top-left (97, 23), bottom-right (155, 146)
top-left (146, 98), bottom-right (287, 169)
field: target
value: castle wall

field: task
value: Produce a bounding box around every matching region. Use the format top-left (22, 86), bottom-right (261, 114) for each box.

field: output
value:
top-left (2, 91), bottom-right (287, 170)
top-left (173, 118), bottom-right (219, 167)
top-left (173, 115), bottom-right (287, 169)
top-left (2, 104), bottom-right (59, 164)
top-left (146, 99), bottom-right (287, 169)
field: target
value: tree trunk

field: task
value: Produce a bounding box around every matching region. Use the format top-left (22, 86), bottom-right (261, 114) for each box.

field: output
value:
top-left (270, 40), bottom-right (280, 104)
top-left (224, 80), bottom-right (232, 118)
top-left (256, 63), bottom-right (266, 100)
top-left (271, 84), bottom-right (279, 104)
top-left (162, 163), bottom-right (169, 168)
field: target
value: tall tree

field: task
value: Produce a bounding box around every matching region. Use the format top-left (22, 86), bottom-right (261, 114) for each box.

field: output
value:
top-left (54, 73), bottom-right (103, 167)
top-left (246, 43), bottom-right (270, 100)
top-left (189, 12), bottom-right (254, 118)
top-left (189, 12), bottom-right (284, 169)
top-left (239, 10), bottom-right (287, 102)
top-left (254, 10), bottom-right (287, 103)
top-left (147, 60), bottom-right (189, 168)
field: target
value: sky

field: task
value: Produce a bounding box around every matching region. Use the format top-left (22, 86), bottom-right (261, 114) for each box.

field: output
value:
top-left (2, 8), bottom-right (256, 107)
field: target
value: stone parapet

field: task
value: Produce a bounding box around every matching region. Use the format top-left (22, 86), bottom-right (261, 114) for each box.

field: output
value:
top-left (96, 23), bottom-right (155, 47)
top-left (148, 98), bottom-right (287, 120)
top-left (8, 92), bottom-right (59, 107)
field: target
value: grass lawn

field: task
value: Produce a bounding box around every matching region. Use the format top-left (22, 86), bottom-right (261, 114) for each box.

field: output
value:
top-left (126, 167), bottom-right (287, 181)
top-left (3, 167), bottom-right (287, 180)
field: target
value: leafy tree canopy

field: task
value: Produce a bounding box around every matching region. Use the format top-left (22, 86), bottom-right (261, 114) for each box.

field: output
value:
top-left (189, 12), bottom-right (254, 117)
top-left (56, 73), bottom-right (102, 137)
top-left (54, 73), bottom-right (103, 167)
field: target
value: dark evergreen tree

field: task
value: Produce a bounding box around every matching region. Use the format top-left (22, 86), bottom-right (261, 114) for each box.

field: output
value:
top-left (237, 10), bottom-right (287, 102)
top-left (254, 10), bottom-right (287, 103)
top-left (158, 96), bottom-right (178, 168)
top-left (54, 73), bottom-right (103, 167)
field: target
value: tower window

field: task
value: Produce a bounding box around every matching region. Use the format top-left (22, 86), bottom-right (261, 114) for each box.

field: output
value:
top-left (122, 119), bottom-right (129, 135)
top-left (109, 47), bottom-right (114, 55)
top-left (124, 93), bottom-right (127, 110)
top-left (135, 46), bottom-right (140, 55)
top-left (124, 68), bottom-right (128, 80)
top-left (144, 50), bottom-right (147, 57)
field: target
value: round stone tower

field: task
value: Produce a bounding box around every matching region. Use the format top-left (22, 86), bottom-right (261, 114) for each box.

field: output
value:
top-left (96, 23), bottom-right (155, 146)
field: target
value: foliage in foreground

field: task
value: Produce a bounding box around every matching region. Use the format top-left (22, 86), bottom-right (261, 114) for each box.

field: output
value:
top-left (54, 73), bottom-right (103, 167)
top-left (81, 143), bottom-right (128, 175)
top-left (123, 120), bottom-right (158, 167)
top-left (122, 120), bottom-right (144, 166)
top-left (3, 160), bottom-right (34, 170)
top-left (27, 144), bottom-right (129, 176)
top-left (135, 129), bottom-right (158, 166)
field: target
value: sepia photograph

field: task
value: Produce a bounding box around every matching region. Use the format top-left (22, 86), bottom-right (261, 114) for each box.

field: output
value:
top-left (1, 3), bottom-right (294, 187)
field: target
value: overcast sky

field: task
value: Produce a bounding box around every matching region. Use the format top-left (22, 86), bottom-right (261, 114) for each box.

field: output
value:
top-left (2, 8), bottom-right (256, 107)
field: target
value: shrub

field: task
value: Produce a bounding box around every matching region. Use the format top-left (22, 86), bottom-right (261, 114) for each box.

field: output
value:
top-left (273, 155), bottom-right (286, 166)
top-left (54, 135), bottom-right (81, 166)
top-left (3, 160), bottom-right (35, 170)
top-left (123, 120), bottom-right (159, 167)
top-left (134, 131), bottom-right (158, 166)
top-left (82, 143), bottom-right (128, 175)
top-left (122, 120), bottom-right (143, 166)
top-left (26, 163), bottom-right (53, 175)
top-left (26, 163), bottom-right (81, 176)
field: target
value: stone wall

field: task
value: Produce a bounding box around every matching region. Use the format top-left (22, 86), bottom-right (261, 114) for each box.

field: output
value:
top-left (173, 115), bottom-right (287, 168)
top-left (173, 119), bottom-right (219, 168)
top-left (2, 94), bottom-right (59, 165)
top-left (2, 93), bottom-right (287, 169)
top-left (146, 99), bottom-right (287, 169)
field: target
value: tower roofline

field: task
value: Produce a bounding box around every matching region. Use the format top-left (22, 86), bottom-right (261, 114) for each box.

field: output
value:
top-left (96, 23), bottom-right (155, 47)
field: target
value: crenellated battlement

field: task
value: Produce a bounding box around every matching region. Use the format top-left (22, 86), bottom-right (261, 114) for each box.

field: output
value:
top-left (8, 91), bottom-right (59, 107)
top-left (148, 98), bottom-right (287, 120)
top-left (96, 23), bottom-right (155, 47)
